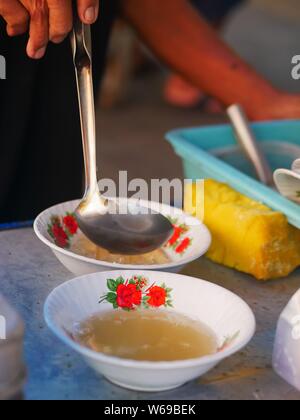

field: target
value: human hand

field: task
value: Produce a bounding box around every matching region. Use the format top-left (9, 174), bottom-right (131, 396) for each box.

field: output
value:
top-left (0, 0), bottom-right (99, 59)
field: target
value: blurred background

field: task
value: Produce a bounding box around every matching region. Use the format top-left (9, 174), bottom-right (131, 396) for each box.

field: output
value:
top-left (97, 0), bottom-right (300, 187)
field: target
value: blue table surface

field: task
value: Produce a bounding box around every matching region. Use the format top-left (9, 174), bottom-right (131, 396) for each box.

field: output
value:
top-left (1, 227), bottom-right (300, 400)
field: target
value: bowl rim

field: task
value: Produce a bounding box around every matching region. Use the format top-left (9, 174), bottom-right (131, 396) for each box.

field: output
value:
top-left (44, 270), bottom-right (256, 370)
top-left (212, 140), bottom-right (300, 159)
top-left (274, 168), bottom-right (300, 182)
top-left (34, 198), bottom-right (212, 271)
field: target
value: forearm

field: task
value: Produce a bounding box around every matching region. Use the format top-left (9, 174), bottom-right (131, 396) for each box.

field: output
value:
top-left (121, 0), bottom-right (280, 119)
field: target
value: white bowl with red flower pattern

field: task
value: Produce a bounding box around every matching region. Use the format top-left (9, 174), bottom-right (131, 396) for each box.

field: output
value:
top-left (44, 270), bottom-right (256, 392)
top-left (34, 198), bottom-right (211, 276)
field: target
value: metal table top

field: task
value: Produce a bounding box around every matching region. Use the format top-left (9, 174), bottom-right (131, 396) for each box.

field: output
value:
top-left (1, 228), bottom-right (300, 400)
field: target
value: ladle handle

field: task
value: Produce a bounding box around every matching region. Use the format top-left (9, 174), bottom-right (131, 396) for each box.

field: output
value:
top-left (227, 104), bottom-right (274, 186)
top-left (70, 9), bottom-right (98, 196)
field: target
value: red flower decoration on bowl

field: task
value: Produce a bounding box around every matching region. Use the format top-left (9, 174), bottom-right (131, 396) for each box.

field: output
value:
top-left (146, 286), bottom-right (167, 307)
top-left (51, 224), bottom-right (68, 248)
top-left (99, 276), bottom-right (173, 311)
top-left (63, 215), bottom-right (78, 235)
top-left (165, 218), bottom-right (192, 255)
top-left (116, 284), bottom-right (142, 309)
top-left (168, 226), bottom-right (184, 246)
top-left (175, 237), bottom-right (191, 254)
top-left (48, 213), bottom-right (78, 249)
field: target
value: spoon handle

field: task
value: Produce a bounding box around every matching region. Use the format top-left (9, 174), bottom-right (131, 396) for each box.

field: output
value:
top-left (70, 10), bottom-right (98, 196)
top-left (227, 104), bottom-right (274, 187)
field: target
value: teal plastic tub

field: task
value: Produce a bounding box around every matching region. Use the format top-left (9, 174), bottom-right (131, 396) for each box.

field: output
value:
top-left (166, 120), bottom-right (300, 228)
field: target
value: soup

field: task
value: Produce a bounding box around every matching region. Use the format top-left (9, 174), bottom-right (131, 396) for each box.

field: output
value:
top-left (74, 310), bottom-right (218, 362)
top-left (71, 234), bottom-right (170, 265)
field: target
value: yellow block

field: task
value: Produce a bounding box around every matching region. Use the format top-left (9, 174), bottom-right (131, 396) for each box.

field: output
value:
top-left (185, 179), bottom-right (300, 281)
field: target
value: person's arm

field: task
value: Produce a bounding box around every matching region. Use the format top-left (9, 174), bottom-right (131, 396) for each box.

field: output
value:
top-left (121, 0), bottom-right (300, 121)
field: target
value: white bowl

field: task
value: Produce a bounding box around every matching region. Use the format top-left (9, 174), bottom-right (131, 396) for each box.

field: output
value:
top-left (292, 159), bottom-right (300, 175)
top-left (274, 168), bottom-right (300, 204)
top-left (34, 199), bottom-right (211, 276)
top-left (273, 288), bottom-right (300, 392)
top-left (44, 270), bottom-right (256, 392)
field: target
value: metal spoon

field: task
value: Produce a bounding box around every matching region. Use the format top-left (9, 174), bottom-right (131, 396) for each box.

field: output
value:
top-left (70, 13), bottom-right (173, 255)
top-left (227, 104), bottom-right (275, 187)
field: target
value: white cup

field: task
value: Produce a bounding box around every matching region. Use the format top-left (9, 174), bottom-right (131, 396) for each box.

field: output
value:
top-left (273, 289), bottom-right (300, 392)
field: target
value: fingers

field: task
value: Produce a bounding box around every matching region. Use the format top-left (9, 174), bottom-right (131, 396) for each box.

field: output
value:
top-left (77, 0), bottom-right (99, 24)
top-left (25, 0), bottom-right (49, 59)
top-left (47, 0), bottom-right (72, 44)
top-left (0, 0), bottom-right (29, 36)
top-left (0, 0), bottom-right (99, 60)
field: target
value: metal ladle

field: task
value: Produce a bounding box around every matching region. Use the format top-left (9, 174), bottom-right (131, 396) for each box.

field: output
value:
top-left (227, 104), bottom-right (275, 187)
top-left (70, 14), bottom-right (173, 255)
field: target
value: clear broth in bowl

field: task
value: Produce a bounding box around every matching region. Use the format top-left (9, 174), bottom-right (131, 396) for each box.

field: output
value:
top-left (71, 234), bottom-right (171, 265)
top-left (74, 310), bottom-right (218, 362)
